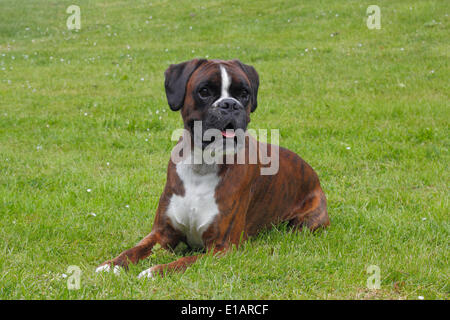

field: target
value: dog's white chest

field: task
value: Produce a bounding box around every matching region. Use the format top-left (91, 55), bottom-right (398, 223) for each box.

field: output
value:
top-left (166, 160), bottom-right (221, 248)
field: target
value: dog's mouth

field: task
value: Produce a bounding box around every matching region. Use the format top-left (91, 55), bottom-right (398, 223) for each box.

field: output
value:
top-left (221, 121), bottom-right (236, 138)
top-left (189, 120), bottom-right (238, 138)
top-left (188, 119), bottom-right (242, 150)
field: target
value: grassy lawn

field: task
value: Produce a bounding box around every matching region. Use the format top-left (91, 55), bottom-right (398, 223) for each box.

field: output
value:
top-left (0, 0), bottom-right (448, 299)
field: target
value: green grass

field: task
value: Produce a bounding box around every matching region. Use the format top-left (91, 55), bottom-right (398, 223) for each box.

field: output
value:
top-left (0, 0), bottom-right (448, 299)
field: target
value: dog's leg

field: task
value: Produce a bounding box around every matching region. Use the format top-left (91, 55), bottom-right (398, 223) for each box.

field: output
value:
top-left (96, 227), bottom-right (182, 273)
top-left (137, 246), bottom-right (230, 279)
top-left (288, 188), bottom-right (330, 232)
top-left (138, 207), bottom-right (249, 279)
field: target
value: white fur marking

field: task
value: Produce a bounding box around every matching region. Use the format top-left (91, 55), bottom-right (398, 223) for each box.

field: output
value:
top-left (166, 156), bottom-right (221, 248)
top-left (113, 265), bottom-right (121, 274)
top-left (95, 264), bottom-right (121, 274)
top-left (213, 65), bottom-right (239, 107)
top-left (96, 264), bottom-right (110, 273)
top-left (220, 65), bottom-right (230, 99)
top-left (138, 267), bottom-right (156, 280)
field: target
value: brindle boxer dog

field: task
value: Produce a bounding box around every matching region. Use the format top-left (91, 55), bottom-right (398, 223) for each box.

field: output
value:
top-left (96, 59), bottom-right (330, 278)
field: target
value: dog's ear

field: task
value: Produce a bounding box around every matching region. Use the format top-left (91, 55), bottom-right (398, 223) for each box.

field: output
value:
top-left (233, 60), bottom-right (259, 112)
top-left (164, 59), bottom-right (207, 111)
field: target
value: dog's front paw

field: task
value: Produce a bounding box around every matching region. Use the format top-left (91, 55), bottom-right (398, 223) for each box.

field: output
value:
top-left (95, 261), bottom-right (122, 274)
top-left (137, 266), bottom-right (158, 280)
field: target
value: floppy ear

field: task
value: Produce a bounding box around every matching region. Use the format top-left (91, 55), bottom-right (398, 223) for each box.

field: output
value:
top-left (233, 60), bottom-right (259, 112)
top-left (164, 59), bottom-right (207, 111)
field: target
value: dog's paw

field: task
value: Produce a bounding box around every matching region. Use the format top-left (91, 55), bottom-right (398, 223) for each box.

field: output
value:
top-left (95, 264), bottom-right (111, 273)
top-left (137, 266), bottom-right (157, 280)
top-left (95, 263), bottom-right (121, 275)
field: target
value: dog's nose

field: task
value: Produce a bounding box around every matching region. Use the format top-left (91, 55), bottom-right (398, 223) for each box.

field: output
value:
top-left (217, 98), bottom-right (242, 111)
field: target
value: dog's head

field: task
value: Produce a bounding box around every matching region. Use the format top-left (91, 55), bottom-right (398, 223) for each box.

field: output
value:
top-left (164, 59), bottom-right (259, 149)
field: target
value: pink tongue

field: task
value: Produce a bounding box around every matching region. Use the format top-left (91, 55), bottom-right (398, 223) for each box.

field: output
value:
top-left (221, 131), bottom-right (236, 138)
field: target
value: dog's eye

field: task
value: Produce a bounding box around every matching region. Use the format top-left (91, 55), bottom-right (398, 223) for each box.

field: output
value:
top-left (198, 87), bottom-right (211, 98)
top-left (240, 89), bottom-right (249, 99)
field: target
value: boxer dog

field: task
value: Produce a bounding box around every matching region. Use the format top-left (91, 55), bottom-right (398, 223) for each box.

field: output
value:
top-left (96, 59), bottom-right (329, 278)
